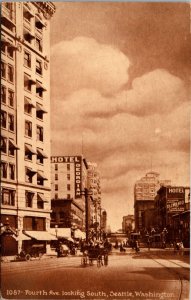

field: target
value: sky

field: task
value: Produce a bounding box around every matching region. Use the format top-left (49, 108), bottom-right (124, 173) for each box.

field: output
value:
top-left (50, 2), bottom-right (190, 231)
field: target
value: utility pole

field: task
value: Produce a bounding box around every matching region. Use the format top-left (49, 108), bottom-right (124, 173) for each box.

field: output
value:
top-left (81, 188), bottom-right (92, 243)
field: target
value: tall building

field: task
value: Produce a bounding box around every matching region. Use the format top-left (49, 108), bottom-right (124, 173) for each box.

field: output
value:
top-left (122, 215), bottom-right (135, 233)
top-left (50, 156), bottom-right (87, 239)
top-left (87, 162), bottom-right (102, 239)
top-left (134, 171), bottom-right (171, 231)
top-left (1, 2), bottom-right (56, 255)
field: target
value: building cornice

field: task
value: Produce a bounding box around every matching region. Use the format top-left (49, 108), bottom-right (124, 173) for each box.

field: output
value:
top-left (34, 2), bottom-right (56, 19)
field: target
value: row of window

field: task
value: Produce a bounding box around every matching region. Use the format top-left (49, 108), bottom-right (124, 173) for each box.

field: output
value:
top-left (1, 161), bottom-right (47, 186)
top-left (1, 110), bottom-right (14, 132)
top-left (24, 73), bottom-right (46, 98)
top-left (55, 173), bottom-right (70, 180)
top-left (1, 61), bottom-right (14, 83)
top-left (55, 184), bottom-right (71, 191)
top-left (1, 162), bottom-right (15, 180)
top-left (54, 194), bottom-right (71, 200)
top-left (24, 50), bottom-right (43, 75)
top-left (25, 120), bottom-right (44, 141)
top-left (25, 144), bottom-right (47, 164)
top-left (55, 164), bottom-right (71, 171)
top-left (1, 188), bottom-right (46, 210)
top-left (1, 38), bottom-right (16, 59)
top-left (1, 86), bottom-right (14, 107)
top-left (1, 137), bottom-right (18, 157)
top-left (25, 167), bottom-right (47, 186)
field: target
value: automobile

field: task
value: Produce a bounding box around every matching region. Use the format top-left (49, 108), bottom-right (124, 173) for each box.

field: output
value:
top-left (56, 243), bottom-right (70, 257)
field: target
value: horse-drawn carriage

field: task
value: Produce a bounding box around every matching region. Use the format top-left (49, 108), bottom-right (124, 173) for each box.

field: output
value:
top-left (81, 246), bottom-right (109, 267)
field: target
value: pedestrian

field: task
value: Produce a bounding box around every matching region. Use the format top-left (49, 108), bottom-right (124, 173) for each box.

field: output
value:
top-left (147, 237), bottom-right (151, 251)
top-left (135, 240), bottom-right (140, 253)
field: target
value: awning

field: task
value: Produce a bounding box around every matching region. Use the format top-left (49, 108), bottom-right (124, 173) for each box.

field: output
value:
top-left (23, 7), bottom-right (35, 18)
top-left (36, 103), bottom-right (47, 113)
top-left (1, 36), bottom-right (9, 44)
top-left (36, 19), bottom-right (45, 29)
top-left (37, 148), bottom-right (48, 159)
top-left (75, 229), bottom-right (86, 239)
top-left (37, 193), bottom-right (48, 202)
top-left (24, 231), bottom-right (57, 241)
top-left (37, 171), bottom-right (48, 180)
top-left (25, 98), bottom-right (36, 108)
top-left (36, 82), bottom-right (47, 91)
top-left (26, 168), bottom-right (37, 176)
top-left (29, 78), bottom-right (36, 84)
top-left (15, 233), bottom-right (31, 241)
top-left (9, 139), bottom-right (20, 150)
top-left (49, 228), bottom-right (71, 239)
top-left (25, 144), bottom-right (37, 155)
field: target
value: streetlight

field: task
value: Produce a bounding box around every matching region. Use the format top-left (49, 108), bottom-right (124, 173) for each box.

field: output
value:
top-left (81, 188), bottom-right (92, 243)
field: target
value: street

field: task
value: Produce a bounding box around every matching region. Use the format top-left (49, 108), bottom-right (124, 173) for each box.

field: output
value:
top-left (1, 249), bottom-right (189, 300)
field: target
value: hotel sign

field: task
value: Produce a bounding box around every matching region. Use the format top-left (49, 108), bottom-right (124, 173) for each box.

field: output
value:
top-left (166, 187), bottom-right (185, 213)
top-left (51, 156), bottom-right (82, 198)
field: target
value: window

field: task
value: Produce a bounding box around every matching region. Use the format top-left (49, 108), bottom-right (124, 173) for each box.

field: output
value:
top-left (67, 184), bottom-right (71, 191)
top-left (2, 188), bottom-right (15, 206)
top-left (37, 171), bottom-right (47, 186)
top-left (67, 174), bottom-right (70, 180)
top-left (24, 74), bottom-right (34, 92)
top-left (25, 167), bottom-right (36, 183)
top-left (67, 164), bottom-right (70, 171)
top-left (25, 191), bottom-right (34, 208)
top-left (36, 59), bottom-right (42, 75)
top-left (1, 162), bottom-right (7, 178)
top-left (55, 164), bottom-right (58, 171)
top-left (8, 89), bottom-right (14, 107)
top-left (55, 173), bottom-right (58, 180)
top-left (37, 201), bottom-right (44, 209)
top-left (1, 3), bottom-right (15, 31)
top-left (23, 216), bottom-right (45, 231)
top-left (1, 86), bottom-right (6, 104)
top-left (7, 46), bottom-right (14, 58)
top-left (67, 194), bottom-right (71, 199)
top-left (24, 51), bottom-right (31, 68)
top-left (1, 61), bottom-right (6, 78)
top-left (1, 110), bottom-right (7, 128)
top-left (55, 193), bottom-right (58, 200)
top-left (35, 36), bottom-right (42, 52)
top-left (24, 98), bottom-right (34, 115)
top-left (36, 81), bottom-right (45, 98)
top-left (23, 6), bottom-right (33, 23)
top-left (35, 17), bottom-right (45, 31)
top-left (8, 114), bottom-right (14, 131)
top-left (1, 40), bottom-right (6, 53)
top-left (7, 65), bottom-right (14, 82)
top-left (1, 136), bottom-right (7, 154)
top-left (8, 140), bottom-right (16, 156)
top-left (9, 163), bottom-right (15, 180)
top-left (55, 184), bottom-right (58, 191)
top-left (25, 120), bottom-right (32, 137)
top-left (24, 30), bottom-right (35, 43)
top-left (25, 144), bottom-right (35, 161)
top-left (36, 125), bottom-right (43, 142)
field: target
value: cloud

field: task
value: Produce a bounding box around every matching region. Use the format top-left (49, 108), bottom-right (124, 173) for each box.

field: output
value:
top-left (51, 37), bottom-right (130, 97)
top-left (51, 38), bottom-right (189, 232)
top-left (118, 69), bottom-right (188, 116)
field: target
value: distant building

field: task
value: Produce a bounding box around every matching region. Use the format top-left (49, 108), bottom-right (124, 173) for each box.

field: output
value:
top-left (134, 172), bottom-right (171, 231)
top-left (1, 2), bottom-right (56, 256)
top-left (122, 215), bottom-right (135, 233)
top-left (50, 156), bottom-right (88, 239)
top-left (155, 185), bottom-right (190, 245)
top-left (87, 162), bottom-right (102, 240)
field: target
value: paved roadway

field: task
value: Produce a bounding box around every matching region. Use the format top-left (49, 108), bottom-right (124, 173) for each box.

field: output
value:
top-left (1, 249), bottom-right (190, 300)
